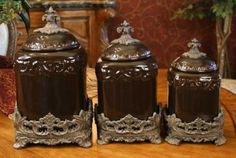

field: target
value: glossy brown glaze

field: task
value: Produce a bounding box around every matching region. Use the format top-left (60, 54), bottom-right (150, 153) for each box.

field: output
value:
top-left (14, 48), bottom-right (87, 120)
top-left (96, 21), bottom-right (159, 121)
top-left (101, 43), bottom-right (152, 61)
top-left (96, 57), bottom-right (158, 120)
top-left (167, 39), bottom-right (220, 122)
top-left (22, 32), bottom-right (79, 52)
top-left (168, 69), bottom-right (220, 122)
top-left (14, 7), bottom-right (89, 120)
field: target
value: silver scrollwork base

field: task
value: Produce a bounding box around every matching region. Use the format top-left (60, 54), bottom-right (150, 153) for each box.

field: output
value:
top-left (13, 99), bottom-right (93, 149)
top-left (95, 106), bottom-right (161, 144)
top-left (165, 109), bottom-right (226, 145)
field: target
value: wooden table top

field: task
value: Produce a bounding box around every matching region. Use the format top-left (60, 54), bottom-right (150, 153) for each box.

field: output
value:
top-left (0, 69), bottom-right (236, 158)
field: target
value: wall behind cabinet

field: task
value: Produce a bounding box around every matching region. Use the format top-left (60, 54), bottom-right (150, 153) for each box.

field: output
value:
top-left (108, 0), bottom-right (236, 78)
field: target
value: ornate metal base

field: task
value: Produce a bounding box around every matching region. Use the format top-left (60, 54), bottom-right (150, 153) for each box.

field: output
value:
top-left (13, 99), bottom-right (93, 149)
top-left (165, 109), bottom-right (226, 145)
top-left (95, 105), bottom-right (161, 144)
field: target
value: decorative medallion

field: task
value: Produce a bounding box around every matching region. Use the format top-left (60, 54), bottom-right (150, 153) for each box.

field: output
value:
top-left (13, 99), bottom-right (93, 149)
top-left (95, 105), bottom-right (161, 144)
top-left (165, 109), bottom-right (226, 145)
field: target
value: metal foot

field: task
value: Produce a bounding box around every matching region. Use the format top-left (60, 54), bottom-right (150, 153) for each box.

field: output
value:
top-left (149, 137), bottom-right (162, 144)
top-left (97, 137), bottom-right (110, 145)
top-left (165, 136), bottom-right (181, 145)
top-left (13, 140), bottom-right (27, 149)
top-left (215, 136), bottom-right (226, 146)
top-left (79, 139), bottom-right (92, 148)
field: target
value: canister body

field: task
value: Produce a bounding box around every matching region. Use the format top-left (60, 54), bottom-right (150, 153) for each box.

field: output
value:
top-left (96, 57), bottom-right (158, 120)
top-left (168, 68), bottom-right (220, 122)
top-left (14, 49), bottom-right (87, 120)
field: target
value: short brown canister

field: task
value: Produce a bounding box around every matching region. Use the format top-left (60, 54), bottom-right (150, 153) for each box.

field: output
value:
top-left (95, 21), bottom-right (161, 144)
top-left (165, 39), bottom-right (226, 145)
top-left (13, 7), bottom-right (92, 149)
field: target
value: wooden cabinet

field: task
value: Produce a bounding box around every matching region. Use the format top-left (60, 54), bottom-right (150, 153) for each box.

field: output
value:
top-left (17, 0), bottom-right (117, 67)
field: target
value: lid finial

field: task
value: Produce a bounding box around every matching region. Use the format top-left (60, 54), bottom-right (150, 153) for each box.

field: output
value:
top-left (117, 20), bottom-right (134, 35)
top-left (188, 38), bottom-right (201, 52)
top-left (42, 6), bottom-right (60, 26)
top-left (34, 7), bottom-right (68, 34)
top-left (183, 38), bottom-right (206, 59)
top-left (111, 20), bottom-right (140, 45)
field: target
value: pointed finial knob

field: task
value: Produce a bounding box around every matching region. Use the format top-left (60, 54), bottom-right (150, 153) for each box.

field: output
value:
top-left (188, 38), bottom-right (201, 51)
top-left (183, 38), bottom-right (206, 59)
top-left (34, 6), bottom-right (68, 34)
top-left (111, 20), bottom-right (140, 45)
top-left (117, 20), bottom-right (134, 35)
top-left (42, 7), bottom-right (60, 25)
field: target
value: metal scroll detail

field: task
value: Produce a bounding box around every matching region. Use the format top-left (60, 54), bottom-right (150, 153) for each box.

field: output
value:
top-left (171, 61), bottom-right (217, 73)
top-left (14, 57), bottom-right (85, 74)
top-left (111, 20), bottom-right (140, 45)
top-left (182, 39), bottom-right (206, 59)
top-left (165, 110), bottom-right (226, 145)
top-left (96, 108), bottom-right (161, 144)
top-left (13, 99), bottom-right (93, 149)
top-left (103, 67), bottom-right (155, 81)
top-left (168, 72), bottom-right (221, 91)
top-left (34, 7), bottom-right (68, 34)
top-left (97, 64), bottom-right (157, 81)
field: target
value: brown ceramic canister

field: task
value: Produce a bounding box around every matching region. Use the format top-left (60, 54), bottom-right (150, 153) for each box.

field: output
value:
top-left (165, 39), bottom-right (226, 145)
top-left (167, 39), bottom-right (220, 122)
top-left (95, 21), bottom-right (161, 144)
top-left (13, 7), bottom-right (92, 149)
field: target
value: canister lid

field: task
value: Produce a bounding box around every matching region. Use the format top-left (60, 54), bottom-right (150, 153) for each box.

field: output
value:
top-left (101, 21), bottom-right (151, 61)
top-left (22, 7), bottom-right (79, 52)
top-left (171, 39), bottom-right (217, 73)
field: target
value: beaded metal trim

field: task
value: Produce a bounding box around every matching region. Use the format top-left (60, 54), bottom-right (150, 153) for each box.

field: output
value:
top-left (165, 109), bottom-right (226, 145)
top-left (95, 106), bottom-right (161, 144)
top-left (13, 99), bottom-right (93, 149)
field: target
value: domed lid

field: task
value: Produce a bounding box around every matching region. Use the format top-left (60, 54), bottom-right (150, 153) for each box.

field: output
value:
top-left (101, 21), bottom-right (151, 61)
top-left (22, 7), bottom-right (79, 52)
top-left (171, 39), bottom-right (217, 73)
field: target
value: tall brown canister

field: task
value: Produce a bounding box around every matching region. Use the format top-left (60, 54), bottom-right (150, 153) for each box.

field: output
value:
top-left (165, 39), bottom-right (226, 145)
top-left (13, 7), bottom-right (92, 149)
top-left (95, 21), bottom-right (161, 144)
